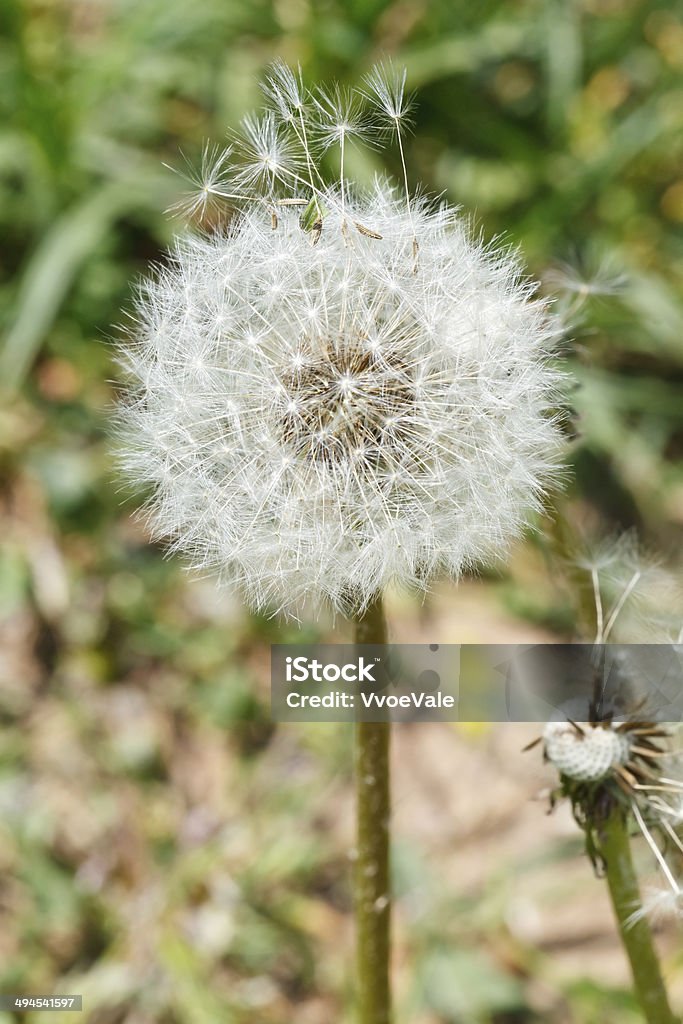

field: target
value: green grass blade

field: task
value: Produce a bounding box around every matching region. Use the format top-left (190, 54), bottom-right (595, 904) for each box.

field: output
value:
top-left (1, 181), bottom-right (151, 394)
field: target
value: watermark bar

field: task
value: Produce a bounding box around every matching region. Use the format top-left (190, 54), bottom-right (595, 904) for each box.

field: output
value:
top-left (271, 644), bottom-right (683, 723)
top-left (0, 996), bottom-right (82, 1011)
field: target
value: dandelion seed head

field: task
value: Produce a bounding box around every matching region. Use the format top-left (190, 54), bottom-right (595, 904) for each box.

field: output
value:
top-left (117, 65), bottom-right (565, 616)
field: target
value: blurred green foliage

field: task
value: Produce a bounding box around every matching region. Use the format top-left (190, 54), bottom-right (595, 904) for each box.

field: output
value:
top-left (1, 0), bottom-right (683, 1021)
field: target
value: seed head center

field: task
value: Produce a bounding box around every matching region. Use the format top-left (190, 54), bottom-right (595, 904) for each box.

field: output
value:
top-left (279, 333), bottom-right (415, 468)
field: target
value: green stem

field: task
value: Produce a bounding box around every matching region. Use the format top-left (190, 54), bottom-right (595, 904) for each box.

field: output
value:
top-left (598, 807), bottom-right (677, 1024)
top-left (353, 593), bottom-right (391, 1024)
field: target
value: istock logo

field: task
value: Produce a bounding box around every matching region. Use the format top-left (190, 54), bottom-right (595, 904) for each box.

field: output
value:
top-left (272, 644), bottom-right (457, 722)
top-left (285, 656), bottom-right (378, 683)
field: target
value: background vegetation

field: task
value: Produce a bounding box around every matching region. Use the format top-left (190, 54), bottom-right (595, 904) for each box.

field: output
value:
top-left (1, 0), bottom-right (683, 1020)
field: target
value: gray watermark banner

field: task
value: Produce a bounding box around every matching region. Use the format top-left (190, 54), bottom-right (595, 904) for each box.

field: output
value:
top-left (271, 644), bottom-right (683, 723)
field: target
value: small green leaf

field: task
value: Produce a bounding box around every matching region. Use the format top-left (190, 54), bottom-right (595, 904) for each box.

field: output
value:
top-left (299, 196), bottom-right (323, 234)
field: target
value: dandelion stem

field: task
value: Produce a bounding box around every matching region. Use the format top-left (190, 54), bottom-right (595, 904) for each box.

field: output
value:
top-left (598, 806), bottom-right (677, 1024)
top-left (353, 593), bottom-right (391, 1024)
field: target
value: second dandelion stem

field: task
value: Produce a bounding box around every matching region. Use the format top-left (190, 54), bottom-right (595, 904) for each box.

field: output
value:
top-left (354, 594), bottom-right (391, 1024)
top-left (599, 807), bottom-right (677, 1024)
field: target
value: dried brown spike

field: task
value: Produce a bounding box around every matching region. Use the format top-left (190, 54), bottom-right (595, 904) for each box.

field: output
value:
top-left (309, 220), bottom-right (323, 246)
top-left (276, 198), bottom-right (309, 206)
top-left (630, 745), bottom-right (665, 759)
top-left (634, 783), bottom-right (683, 793)
top-left (618, 725), bottom-right (669, 737)
top-left (354, 221), bottom-right (383, 239)
top-left (614, 772), bottom-right (634, 796)
top-left (521, 736), bottom-right (542, 752)
top-left (625, 760), bottom-right (661, 782)
top-left (631, 736), bottom-right (665, 751)
top-left (615, 763), bottom-right (638, 788)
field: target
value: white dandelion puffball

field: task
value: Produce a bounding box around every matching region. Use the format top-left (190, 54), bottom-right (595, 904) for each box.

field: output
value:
top-left (543, 721), bottom-right (630, 782)
top-left (117, 64), bottom-right (564, 616)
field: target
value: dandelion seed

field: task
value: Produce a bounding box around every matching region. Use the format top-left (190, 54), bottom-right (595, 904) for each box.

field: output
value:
top-left (573, 532), bottom-right (683, 643)
top-left (262, 59), bottom-right (308, 123)
top-left (166, 143), bottom-right (237, 222)
top-left (363, 62), bottom-right (418, 264)
top-left (362, 62), bottom-right (415, 136)
top-left (313, 83), bottom-right (370, 151)
top-left (313, 83), bottom-right (372, 225)
top-left (235, 111), bottom-right (297, 193)
top-left (627, 886), bottom-right (683, 927)
top-left (545, 255), bottom-right (627, 301)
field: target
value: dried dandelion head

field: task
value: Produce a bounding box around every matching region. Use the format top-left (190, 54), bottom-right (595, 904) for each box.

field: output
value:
top-left (117, 62), bottom-right (564, 616)
top-left (543, 718), bottom-right (632, 783)
top-left (532, 683), bottom-right (683, 909)
top-left (529, 537), bottom-right (683, 918)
